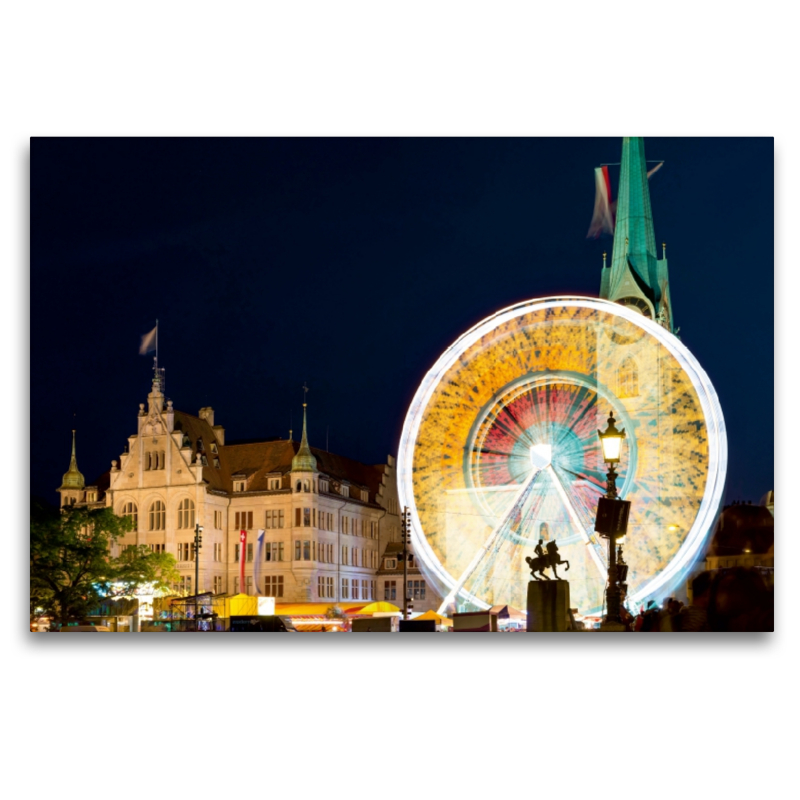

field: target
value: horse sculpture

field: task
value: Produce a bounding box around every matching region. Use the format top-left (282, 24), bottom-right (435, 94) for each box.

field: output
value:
top-left (525, 539), bottom-right (570, 581)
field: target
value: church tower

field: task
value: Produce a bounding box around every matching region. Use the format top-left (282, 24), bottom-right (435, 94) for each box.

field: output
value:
top-left (600, 137), bottom-right (674, 333)
top-left (58, 430), bottom-right (85, 508)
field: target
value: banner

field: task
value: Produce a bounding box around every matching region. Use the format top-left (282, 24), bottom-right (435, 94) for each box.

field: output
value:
top-left (253, 529), bottom-right (265, 594)
top-left (239, 530), bottom-right (247, 594)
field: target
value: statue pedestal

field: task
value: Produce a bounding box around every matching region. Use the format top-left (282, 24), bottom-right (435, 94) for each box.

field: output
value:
top-left (527, 580), bottom-right (570, 632)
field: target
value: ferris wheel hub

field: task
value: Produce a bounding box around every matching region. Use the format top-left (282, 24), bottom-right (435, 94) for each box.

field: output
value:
top-left (529, 444), bottom-right (552, 469)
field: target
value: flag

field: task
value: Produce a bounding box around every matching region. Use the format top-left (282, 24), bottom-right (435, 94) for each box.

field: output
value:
top-left (587, 166), bottom-right (615, 238)
top-left (139, 324), bottom-right (157, 355)
top-left (253, 529), bottom-right (265, 595)
top-left (239, 530), bottom-right (247, 594)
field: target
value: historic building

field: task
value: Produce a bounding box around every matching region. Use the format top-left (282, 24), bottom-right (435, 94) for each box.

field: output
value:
top-left (57, 373), bottom-right (436, 607)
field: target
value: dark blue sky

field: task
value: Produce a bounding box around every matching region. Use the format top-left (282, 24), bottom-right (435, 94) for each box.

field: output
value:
top-left (30, 137), bottom-right (773, 505)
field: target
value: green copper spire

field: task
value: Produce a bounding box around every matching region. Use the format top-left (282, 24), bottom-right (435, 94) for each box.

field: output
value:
top-left (291, 403), bottom-right (318, 472)
top-left (59, 430), bottom-right (85, 490)
top-left (601, 137), bottom-right (674, 332)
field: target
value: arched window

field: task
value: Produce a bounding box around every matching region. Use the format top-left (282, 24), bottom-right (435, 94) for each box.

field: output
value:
top-left (177, 498), bottom-right (195, 529)
top-left (149, 500), bottom-right (166, 531)
top-left (303, 480), bottom-right (310, 493)
top-left (617, 357), bottom-right (639, 398)
top-left (122, 501), bottom-right (138, 527)
top-left (296, 480), bottom-right (302, 493)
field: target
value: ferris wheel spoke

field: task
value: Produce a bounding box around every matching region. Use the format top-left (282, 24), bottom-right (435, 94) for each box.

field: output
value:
top-left (547, 465), bottom-right (608, 582)
top-left (437, 467), bottom-right (545, 614)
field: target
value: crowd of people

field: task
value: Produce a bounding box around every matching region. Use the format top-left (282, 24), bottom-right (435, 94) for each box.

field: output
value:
top-left (621, 567), bottom-right (773, 632)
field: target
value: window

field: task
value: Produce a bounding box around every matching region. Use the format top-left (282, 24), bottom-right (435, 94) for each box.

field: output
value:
top-left (303, 480), bottom-right (310, 493)
top-left (264, 575), bottom-right (284, 597)
top-left (234, 481), bottom-right (245, 493)
top-left (388, 497), bottom-right (398, 514)
top-left (295, 508), bottom-right (301, 527)
top-left (342, 545), bottom-right (348, 565)
top-left (235, 544), bottom-right (240, 562)
top-left (371, 580), bottom-right (376, 599)
top-left (177, 576), bottom-right (192, 595)
top-left (214, 543), bottom-right (223, 562)
top-left (303, 508), bottom-right (311, 527)
top-left (386, 558), bottom-right (397, 570)
top-left (303, 540), bottom-right (311, 560)
top-left (351, 547), bottom-right (358, 566)
top-left (327, 543), bottom-right (333, 563)
top-left (266, 542), bottom-right (284, 562)
top-left (214, 510), bottom-right (222, 529)
top-left (121, 502), bottom-right (138, 526)
top-left (384, 581), bottom-right (397, 601)
top-left (362, 579), bottom-right (369, 600)
top-left (312, 508), bottom-right (316, 527)
top-left (341, 486), bottom-right (350, 498)
top-left (295, 480), bottom-right (302, 493)
top-left (361, 489), bottom-right (368, 502)
top-left (213, 575), bottom-right (222, 594)
top-left (234, 511), bottom-right (253, 530)
top-left (352, 581), bottom-right (360, 600)
top-left (342, 517), bottom-right (349, 535)
top-left (246, 543), bottom-right (254, 562)
top-left (177, 498), bottom-right (195, 529)
top-left (266, 509), bottom-right (285, 529)
top-left (295, 541), bottom-right (301, 560)
top-left (618, 357), bottom-right (639, 398)
top-left (320, 479), bottom-right (329, 493)
top-left (178, 543), bottom-right (194, 562)
top-left (149, 543), bottom-right (165, 554)
top-left (370, 520), bottom-right (377, 538)
top-left (317, 576), bottom-right (325, 599)
top-left (213, 457), bottom-right (220, 469)
top-left (234, 577), bottom-right (239, 594)
top-left (149, 500), bottom-right (165, 531)
top-left (410, 580), bottom-right (427, 600)
top-left (269, 478), bottom-right (281, 490)
top-left (246, 576), bottom-right (253, 595)
top-left (341, 578), bottom-right (349, 599)
top-left (327, 576), bottom-right (335, 598)
top-left (210, 442), bottom-right (218, 454)
top-left (408, 554), bottom-right (414, 567)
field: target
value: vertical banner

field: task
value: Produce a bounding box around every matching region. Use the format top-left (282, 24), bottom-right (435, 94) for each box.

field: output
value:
top-left (253, 529), bottom-right (265, 594)
top-left (239, 530), bottom-right (247, 594)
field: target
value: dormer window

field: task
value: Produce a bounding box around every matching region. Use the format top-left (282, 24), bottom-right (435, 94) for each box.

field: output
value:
top-left (360, 489), bottom-right (369, 502)
top-left (386, 558), bottom-right (397, 570)
top-left (320, 479), bottom-right (329, 493)
top-left (269, 478), bottom-right (281, 490)
top-left (196, 439), bottom-right (205, 452)
top-left (341, 485), bottom-right (350, 498)
top-left (210, 442), bottom-right (218, 454)
top-left (234, 481), bottom-right (245, 493)
top-left (213, 457), bottom-right (220, 469)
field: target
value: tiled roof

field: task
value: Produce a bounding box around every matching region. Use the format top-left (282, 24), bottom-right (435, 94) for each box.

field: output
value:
top-left (174, 410), bottom-right (389, 500)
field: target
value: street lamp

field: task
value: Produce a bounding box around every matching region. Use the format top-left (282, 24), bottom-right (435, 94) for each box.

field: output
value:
top-left (193, 523), bottom-right (203, 631)
top-left (595, 412), bottom-right (631, 627)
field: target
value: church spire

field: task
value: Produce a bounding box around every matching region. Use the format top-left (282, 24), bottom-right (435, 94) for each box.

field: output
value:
top-left (59, 430), bottom-right (85, 490)
top-left (291, 387), bottom-right (318, 473)
top-left (601, 137), bottom-right (674, 332)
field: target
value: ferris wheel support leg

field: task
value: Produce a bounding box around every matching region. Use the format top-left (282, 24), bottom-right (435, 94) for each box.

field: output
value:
top-left (547, 466), bottom-right (608, 582)
top-left (437, 468), bottom-right (543, 615)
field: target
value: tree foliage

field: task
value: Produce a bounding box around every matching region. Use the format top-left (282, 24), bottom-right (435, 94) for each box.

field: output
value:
top-left (30, 498), bottom-right (179, 624)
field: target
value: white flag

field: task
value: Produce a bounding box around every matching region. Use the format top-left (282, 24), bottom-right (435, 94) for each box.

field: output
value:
top-left (139, 325), bottom-right (157, 355)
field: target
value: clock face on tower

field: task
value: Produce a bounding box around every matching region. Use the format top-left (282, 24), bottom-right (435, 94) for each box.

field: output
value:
top-left (398, 296), bottom-right (727, 615)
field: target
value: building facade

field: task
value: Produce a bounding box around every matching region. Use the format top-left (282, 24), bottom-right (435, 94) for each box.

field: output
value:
top-left (58, 373), bottom-right (438, 608)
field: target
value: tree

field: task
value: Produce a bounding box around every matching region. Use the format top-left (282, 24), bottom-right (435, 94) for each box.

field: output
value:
top-left (30, 498), bottom-right (179, 625)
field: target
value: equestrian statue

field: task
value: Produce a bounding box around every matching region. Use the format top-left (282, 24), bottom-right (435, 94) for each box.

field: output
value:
top-left (525, 539), bottom-right (570, 581)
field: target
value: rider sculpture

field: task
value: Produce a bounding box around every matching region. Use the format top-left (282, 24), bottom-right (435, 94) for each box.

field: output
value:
top-left (526, 539), bottom-right (570, 581)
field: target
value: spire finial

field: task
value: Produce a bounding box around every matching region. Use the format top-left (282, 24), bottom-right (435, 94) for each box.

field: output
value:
top-left (292, 385), bottom-right (318, 473)
top-left (662, 242), bottom-right (666, 258)
top-left (603, 251), bottom-right (607, 268)
top-left (60, 429), bottom-right (85, 491)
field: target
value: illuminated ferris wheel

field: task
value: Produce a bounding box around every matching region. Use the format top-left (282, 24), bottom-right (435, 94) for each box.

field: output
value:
top-left (398, 297), bottom-right (727, 615)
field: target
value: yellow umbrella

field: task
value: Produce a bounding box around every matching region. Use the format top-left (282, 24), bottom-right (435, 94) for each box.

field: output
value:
top-left (355, 601), bottom-right (401, 615)
top-left (414, 609), bottom-right (453, 626)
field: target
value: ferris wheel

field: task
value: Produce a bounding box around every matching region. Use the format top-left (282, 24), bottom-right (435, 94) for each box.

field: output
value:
top-left (397, 297), bottom-right (727, 615)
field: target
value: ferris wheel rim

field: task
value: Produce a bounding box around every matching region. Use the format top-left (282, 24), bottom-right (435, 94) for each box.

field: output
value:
top-left (397, 295), bottom-right (727, 610)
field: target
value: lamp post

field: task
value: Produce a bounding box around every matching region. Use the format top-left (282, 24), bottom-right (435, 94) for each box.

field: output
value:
top-left (596, 412), bottom-right (630, 627)
top-left (193, 523), bottom-right (203, 631)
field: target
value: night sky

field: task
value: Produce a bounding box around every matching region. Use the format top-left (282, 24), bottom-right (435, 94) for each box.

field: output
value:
top-left (30, 137), bottom-right (773, 507)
